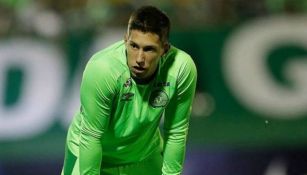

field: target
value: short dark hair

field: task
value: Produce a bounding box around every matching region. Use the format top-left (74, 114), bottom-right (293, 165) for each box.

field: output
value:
top-left (127, 6), bottom-right (170, 44)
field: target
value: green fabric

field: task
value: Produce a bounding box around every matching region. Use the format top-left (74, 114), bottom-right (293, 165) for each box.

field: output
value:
top-left (101, 151), bottom-right (163, 175)
top-left (63, 145), bottom-right (77, 175)
top-left (62, 40), bottom-right (197, 175)
top-left (62, 150), bottom-right (163, 175)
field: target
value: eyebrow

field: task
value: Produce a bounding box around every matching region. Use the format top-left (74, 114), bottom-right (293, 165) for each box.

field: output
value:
top-left (129, 40), bottom-right (158, 51)
top-left (143, 45), bottom-right (157, 51)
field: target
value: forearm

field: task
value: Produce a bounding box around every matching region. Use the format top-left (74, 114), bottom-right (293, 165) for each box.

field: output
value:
top-left (79, 133), bottom-right (102, 175)
top-left (162, 129), bottom-right (188, 175)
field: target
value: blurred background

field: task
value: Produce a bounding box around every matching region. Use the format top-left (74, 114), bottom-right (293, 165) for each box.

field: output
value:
top-left (1, 0), bottom-right (307, 174)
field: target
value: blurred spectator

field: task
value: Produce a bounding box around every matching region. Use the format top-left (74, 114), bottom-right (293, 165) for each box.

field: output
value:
top-left (233, 0), bottom-right (268, 19)
top-left (3, 0), bottom-right (306, 37)
top-left (265, 0), bottom-right (307, 14)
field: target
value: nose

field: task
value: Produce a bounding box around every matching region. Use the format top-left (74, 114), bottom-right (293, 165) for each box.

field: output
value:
top-left (136, 50), bottom-right (145, 66)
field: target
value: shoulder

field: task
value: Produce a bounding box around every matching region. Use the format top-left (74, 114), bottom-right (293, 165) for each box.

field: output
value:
top-left (85, 40), bottom-right (127, 76)
top-left (91, 40), bottom-right (126, 64)
top-left (161, 45), bottom-right (197, 77)
top-left (163, 46), bottom-right (197, 94)
top-left (82, 41), bottom-right (128, 85)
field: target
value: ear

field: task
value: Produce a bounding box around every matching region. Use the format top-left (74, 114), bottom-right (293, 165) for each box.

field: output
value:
top-left (124, 33), bottom-right (128, 42)
top-left (163, 42), bottom-right (170, 54)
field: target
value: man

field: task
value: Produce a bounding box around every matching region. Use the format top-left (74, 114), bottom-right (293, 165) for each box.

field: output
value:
top-left (62, 5), bottom-right (197, 175)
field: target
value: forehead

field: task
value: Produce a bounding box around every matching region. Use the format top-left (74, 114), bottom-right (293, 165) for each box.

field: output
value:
top-left (127, 30), bottom-right (162, 47)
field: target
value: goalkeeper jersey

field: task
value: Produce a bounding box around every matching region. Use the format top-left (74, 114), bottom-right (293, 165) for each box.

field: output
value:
top-left (65, 40), bottom-right (197, 175)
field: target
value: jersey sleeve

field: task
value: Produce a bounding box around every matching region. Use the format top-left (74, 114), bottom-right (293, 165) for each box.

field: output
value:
top-left (162, 56), bottom-right (197, 175)
top-left (79, 60), bottom-right (117, 175)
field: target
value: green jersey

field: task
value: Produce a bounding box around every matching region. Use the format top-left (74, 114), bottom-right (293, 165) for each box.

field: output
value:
top-left (64, 40), bottom-right (197, 175)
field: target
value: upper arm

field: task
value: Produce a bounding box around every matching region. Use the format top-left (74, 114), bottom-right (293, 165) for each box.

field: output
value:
top-left (164, 55), bottom-right (197, 132)
top-left (80, 60), bottom-right (117, 139)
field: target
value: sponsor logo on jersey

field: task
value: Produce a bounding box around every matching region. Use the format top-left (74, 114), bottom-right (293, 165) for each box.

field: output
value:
top-left (121, 92), bottom-right (134, 101)
top-left (123, 78), bottom-right (132, 88)
top-left (154, 81), bottom-right (170, 87)
top-left (149, 90), bottom-right (169, 108)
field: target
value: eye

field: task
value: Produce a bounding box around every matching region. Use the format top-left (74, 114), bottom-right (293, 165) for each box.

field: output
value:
top-left (130, 43), bottom-right (138, 49)
top-left (143, 46), bottom-right (156, 52)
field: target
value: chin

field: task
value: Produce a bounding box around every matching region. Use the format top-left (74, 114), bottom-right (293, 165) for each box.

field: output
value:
top-left (132, 74), bottom-right (144, 79)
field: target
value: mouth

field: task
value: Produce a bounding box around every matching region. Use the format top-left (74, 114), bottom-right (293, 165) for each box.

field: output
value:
top-left (132, 66), bottom-right (146, 74)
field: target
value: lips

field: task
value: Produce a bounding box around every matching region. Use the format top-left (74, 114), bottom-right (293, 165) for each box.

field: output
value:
top-left (132, 66), bottom-right (146, 73)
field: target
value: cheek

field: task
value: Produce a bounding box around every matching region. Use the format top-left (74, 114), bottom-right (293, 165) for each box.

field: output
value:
top-left (146, 54), bottom-right (160, 66)
top-left (127, 50), bottom-right (136, 64)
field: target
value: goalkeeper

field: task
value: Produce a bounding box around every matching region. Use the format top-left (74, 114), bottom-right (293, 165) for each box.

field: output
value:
top-left (61, 5), bottom-right (197, 175)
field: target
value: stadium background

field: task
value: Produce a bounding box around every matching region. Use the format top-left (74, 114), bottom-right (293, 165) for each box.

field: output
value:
top-left (1, 0), bottom-right (307, 174)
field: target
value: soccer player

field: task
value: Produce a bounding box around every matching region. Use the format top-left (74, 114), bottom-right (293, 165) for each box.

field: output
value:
top-left (61, 5), bottom-right (197, 175)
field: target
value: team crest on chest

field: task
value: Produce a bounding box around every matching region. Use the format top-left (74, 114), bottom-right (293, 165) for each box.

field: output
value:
top-left (149, 90), bottom-right (169, 108)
